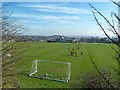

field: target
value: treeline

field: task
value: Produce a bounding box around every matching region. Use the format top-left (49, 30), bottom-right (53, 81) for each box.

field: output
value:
top-left (3, 35), bottom-right (118, 44)
top-left (79, 36), bottom-right (118, 43)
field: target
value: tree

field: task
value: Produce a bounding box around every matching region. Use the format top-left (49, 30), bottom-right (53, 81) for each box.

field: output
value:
top-left (1, 3), bottom-right (26, 88)
top-left (87, 0), bottom-right (120, 88)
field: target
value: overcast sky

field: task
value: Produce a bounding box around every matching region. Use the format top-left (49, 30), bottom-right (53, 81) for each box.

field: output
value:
top-left (3, 2), bottom-right (118, 37)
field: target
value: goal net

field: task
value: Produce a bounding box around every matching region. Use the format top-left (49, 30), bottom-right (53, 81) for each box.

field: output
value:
top-left (29, 60), bottom-right (71, 82)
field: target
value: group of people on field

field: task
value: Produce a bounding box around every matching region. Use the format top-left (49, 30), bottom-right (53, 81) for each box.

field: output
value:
top-left (68, 46), bottom-right (83, 56)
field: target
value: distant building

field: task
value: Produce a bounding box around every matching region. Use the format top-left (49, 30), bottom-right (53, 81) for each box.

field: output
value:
top-left (73, 38), bottom-right (80, 43)
top-left (63, 37), bottom-right (75, 43)
top-left (46, 36), bottom-right (75, 43)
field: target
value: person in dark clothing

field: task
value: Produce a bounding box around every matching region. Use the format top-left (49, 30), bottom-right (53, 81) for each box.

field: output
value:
top-left (71, 51), bottom-right (73, 56)
top-left (75, 52), bottom-right (77, 56)
top-left (81, 52), bottom-right (83, 55)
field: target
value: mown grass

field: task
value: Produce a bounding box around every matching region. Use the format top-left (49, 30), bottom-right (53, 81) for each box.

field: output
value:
top-left (9, 42), bottom-right (118, 88)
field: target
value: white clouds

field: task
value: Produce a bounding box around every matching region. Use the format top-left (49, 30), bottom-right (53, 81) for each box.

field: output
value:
top-left (41, 15), bottom-right (80, 21)
top-left (12, 13), bottom-right (41, 19)
top-left (18, 4), bottom-right (91, 15)
top-left (8, 2), bottom-right (116, 36)
top-left (14, 3), bottom-right (91, 25)
top-left (36, 5), bottom-right (90, 15)
top-left (12, 13), bottom-right (81, 24)
top-left (14, 3), bottom-right (90, 25)
top-left (18, 4), bottom-right (56, 9)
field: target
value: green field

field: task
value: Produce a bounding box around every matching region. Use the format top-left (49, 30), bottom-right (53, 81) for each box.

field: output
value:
top-left (12, 42), bottom-right (117, 88)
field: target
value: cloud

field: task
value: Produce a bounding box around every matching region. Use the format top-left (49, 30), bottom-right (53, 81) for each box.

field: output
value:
top-left (19, 19), bottom-right (48, 24)
top-left (41, 15), bottom-right (80, 21)
top-left (15, 3), bottom-right (90, 24)
top-left (12, 13), bottom-right (81, 23)
top-left (18, 3), bottom-right (91, 15)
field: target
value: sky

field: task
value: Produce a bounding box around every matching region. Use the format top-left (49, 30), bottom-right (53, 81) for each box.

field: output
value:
top-left (3, 2), bottom-right (118, 37)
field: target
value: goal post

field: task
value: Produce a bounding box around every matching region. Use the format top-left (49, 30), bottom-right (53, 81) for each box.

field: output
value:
top-left (29, 60), bottom-right (71, 82)
top-left (29, 60), bottom-right (37, 76)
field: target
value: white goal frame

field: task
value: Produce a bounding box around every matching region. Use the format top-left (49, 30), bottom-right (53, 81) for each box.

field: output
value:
top-left (29, 60), bottom-right (71, 82)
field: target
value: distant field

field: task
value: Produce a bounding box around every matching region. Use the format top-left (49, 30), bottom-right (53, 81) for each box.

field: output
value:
top-left (12, 42), bottom-right (117, 88)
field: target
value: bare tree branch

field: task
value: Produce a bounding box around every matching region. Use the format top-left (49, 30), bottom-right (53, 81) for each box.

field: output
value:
top-left (88, 50), bottom-right (114, 88)
top-left (110, 65), bottom-right (120, 75)
top-left (91, 9), bottom-right (120, 47)
top-left (109, 44), bottom-right (118, 54)
top-left (89, 1), bottom-right (120, 88)
top-left (89, 3), bottom-right (120, 40)
top-left (111, 0), bottom-right (120, 7)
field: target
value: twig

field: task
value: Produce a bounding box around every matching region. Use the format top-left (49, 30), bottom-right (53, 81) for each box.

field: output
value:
top-left (88, 50), bottom-right (114, 88)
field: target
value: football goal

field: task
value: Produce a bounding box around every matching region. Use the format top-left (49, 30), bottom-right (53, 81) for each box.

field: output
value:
top-left (29, 60), bottom-right (71, 82)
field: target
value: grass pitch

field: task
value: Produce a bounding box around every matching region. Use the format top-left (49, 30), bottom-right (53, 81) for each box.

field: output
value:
top-left (11, 42), bottom-right (117, 88)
